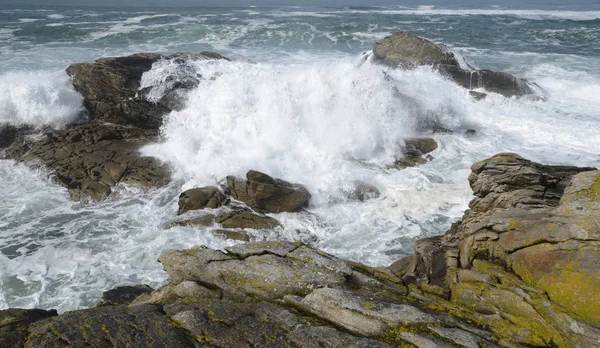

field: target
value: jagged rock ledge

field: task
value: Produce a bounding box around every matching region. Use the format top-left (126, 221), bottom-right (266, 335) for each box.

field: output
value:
top-left (3, 153), bottom-right (599, 347)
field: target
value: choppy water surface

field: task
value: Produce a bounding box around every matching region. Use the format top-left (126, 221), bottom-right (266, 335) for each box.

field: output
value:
top-left (1, 4), bottom-right (599, 312)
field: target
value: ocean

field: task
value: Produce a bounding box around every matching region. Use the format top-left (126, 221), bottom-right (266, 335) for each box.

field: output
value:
top-left (1, 3), bottom-right (599, 313)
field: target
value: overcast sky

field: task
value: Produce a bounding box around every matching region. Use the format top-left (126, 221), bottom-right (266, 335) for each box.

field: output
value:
top-left (2, 0), bottom-right (598, 8)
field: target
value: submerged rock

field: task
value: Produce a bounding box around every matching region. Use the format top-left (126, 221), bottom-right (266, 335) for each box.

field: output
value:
top-left (393, 137), bottom-right (438, 169)
top-left (226, 170), bottom-right (311, 213)
top-left (372, 32), bottom-right (535, 97)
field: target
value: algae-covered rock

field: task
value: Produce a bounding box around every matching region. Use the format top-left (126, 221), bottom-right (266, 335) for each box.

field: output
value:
top-left (0, 308), bottom-right (57, 348)
top-left (391, 153), bottom-right (599, 347)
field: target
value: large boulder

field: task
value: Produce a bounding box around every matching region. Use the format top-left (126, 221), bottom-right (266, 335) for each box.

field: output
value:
top-left (178, 186), bottom-right (227, 215)
top-left (391, 153), bottom-right (600, 347)
top-left (226, 170), bottom-right (311, 213)
top-left (373, 31), bottom-right (459, 68)
top-left (66, 52), bottom-right (229, 129)
top-left (5, 123), bottom-right (168, 202)
top-left (372, 32), bottom-right (534, 97)
top-left (393, 137), bottom-right (438, 169)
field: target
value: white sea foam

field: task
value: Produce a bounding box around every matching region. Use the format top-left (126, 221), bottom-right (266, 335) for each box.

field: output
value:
top-left (338, 9), bottom-right (600, 21)
top-left (0, 70), bottom-right (83, 128)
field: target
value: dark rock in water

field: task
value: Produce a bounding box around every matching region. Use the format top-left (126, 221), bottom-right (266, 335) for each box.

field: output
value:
top-left (172, 207), bottom-right (280, 230)
top-left (440, 65), bottom-right (533, 97)
top-left (211, 229), bottom-right (251, 242)
top-left (393, 137), bottom-right (438, 169)
top-left (227, 170), bottom-right (311, 213)
top-left (468, 90), bottom-right (487, 100)
top-left (27, 304), bottom-right (197, 348)
top-left (0, 308), bottom-right (58, 348)
top-left (0, 124), bottom-right (34, 149)
top-left (6, 123), bottom-right (168, 202)
top-left (66, 52), bottom-right (229, 129)
top-left (391, 153), bottom-right (600, 346)
top-left (100, 285), bottom-right (154, 306)
top-left (466, 129), bottom-right (477, 137)
top-left (373, 31), bottom-right (459, 68)
top-left (372, 32), bottom-right (535, 97)
top-left (178, 186), bottom-right (227, 215)
top-left (349, 180), bottom-right (380, 201)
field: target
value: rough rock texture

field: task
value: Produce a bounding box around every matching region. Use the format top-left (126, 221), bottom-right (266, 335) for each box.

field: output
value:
top-left (66, 52), bottom-right (228, 129)
top-left (391, 153), bottom-right (599, 347)
top-left (373, 31), bottom-right (459, 67)
top-left (99, 285), bottom-right (154, 306)
top-left (170, 207), bottom-right (280, 230)
top-left (226, 170), bottom-right (311, 213)
top-left (5, 123), bottom-right (168, 202)
top-left (0, 124), bottom-right (34, 149)
top-left (178, 186), bottom-right (227, 215)
top-left (394, 137), bottom-right (438, 169)
top-left (0, 308), bottom-right (57, 348)
top-left (372, 32), bottom-right (534, 97)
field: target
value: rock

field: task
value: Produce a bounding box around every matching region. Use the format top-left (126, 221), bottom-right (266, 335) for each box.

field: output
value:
top-left (171, 207), bottom-right (280, 230)
top-left (466, 129), bottom-right (477, 137)
top-left (285, 287), bottom-right (439, 337)
top-left (372, 32), bottom-right (535, 97)
top-left (211, 229), bottom-right (251, 242)
top-left (469, 91), bottom-right (487, 101)
top-left (440, 66), bottom-right (534, 98)
top-left (348, 180), bottom-right (381, 201)
top-left (26, 304), bottom-right (197, 348)
top-left (99, 284), bottom-right (154, 306)
top-left (0, 308), bottom-right (57, 348)
top-left (0, 124), bottom-right (34, 149)
top-left (226, 170), bottom-right (311, 213)
top-left (391, 152), bottom-right (600, 347)
top-left (6, 123), bottom-right (168, 202)
top-left (372, 31), bottom-right (459, 68)
top-left (178, 186), bottom-right (227, 215)
top-left (393, 137), bottom-right (438, 169)
top-left (66, 52), bottom-right (228, 129)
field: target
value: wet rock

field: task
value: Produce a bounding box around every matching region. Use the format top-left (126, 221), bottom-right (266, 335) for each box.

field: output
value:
top-left (0, 308), bottom-right (57, 348)
top-left (6, 123), bottom-right (168, 202)
top-left (211, 229), bottom-right (251, 242)
top-left (0, 124), bottom-right (34, 149)
top-left (178, 186), bottom-right (227, 215)
top-left (66, 52), bottom-right (228, 129)
top-left (99, 285), bottom-right (154, 306)
top-left (469, 90), bottom-right (487, 101)
top-left (372, 32), bottom-right (535, 97)
top-left (465, 129), bottom-right (477, 137)
top-left (226, 170), bottom-right (311, 213)
top-left (172, 207), bottom-right (280, 230)
top-left (348, 180), bottom-right (381, 201)
top-left (393, 137), bottom-right (438, 169)
top-left (26, 304), bottom-right (197, 348)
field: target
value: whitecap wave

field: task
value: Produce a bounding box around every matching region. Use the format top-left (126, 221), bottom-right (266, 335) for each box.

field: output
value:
top-left (0, 70), bottom-right (83, 128)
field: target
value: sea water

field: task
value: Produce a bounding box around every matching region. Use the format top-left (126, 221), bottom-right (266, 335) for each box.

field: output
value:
top-left (0, 3), bottom-right (599, 313)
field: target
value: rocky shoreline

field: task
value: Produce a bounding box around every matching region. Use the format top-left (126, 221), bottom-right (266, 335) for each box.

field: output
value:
top-left (2, 33), bottom-right (598, 347)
